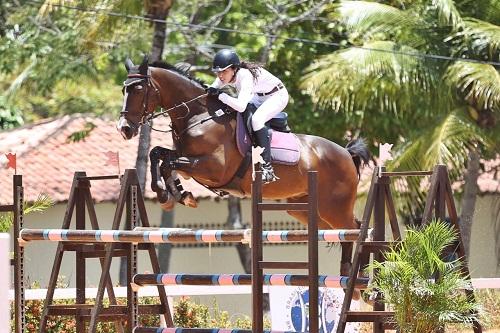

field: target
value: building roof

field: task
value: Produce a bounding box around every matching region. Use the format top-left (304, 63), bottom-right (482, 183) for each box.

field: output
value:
top-left (0, 114), bottom-right (498, 204)
top-left (0, 114), bottom-right (215, 204)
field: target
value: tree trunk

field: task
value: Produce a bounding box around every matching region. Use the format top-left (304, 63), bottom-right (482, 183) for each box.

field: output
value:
top-left (151, 20), bottom-right (167, 62)
top-left (0, 0), bottom-right (6, 37)
top-left (120, 123), bottom-right (152, 285)
top-left (459, 148), bottom-right (480, 259)
top-left (120, 1), bottom-right (173, 284)
top-left (158, 210), bottom-right (174, 272)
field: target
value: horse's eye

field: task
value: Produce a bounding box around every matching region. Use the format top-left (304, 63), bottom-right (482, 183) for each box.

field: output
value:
top-left (135, 85), bottom-right (143, 90)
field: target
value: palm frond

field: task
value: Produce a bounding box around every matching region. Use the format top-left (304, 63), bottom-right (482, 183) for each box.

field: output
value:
top-left (329, 1), bottom-right (417, 38)
top-left (447, 18), bottom-right (500, 61)
top-left (301, 41), bottom-right (436, 114)
top-left (24, 193), bottom-right (54, 215)
top-left (0, 194), bottom-right (53, 232)
top-left (4, 60), bottom-right (37, 99)
top-left (431, 0), bottom-right (464, 28)
top-left (84, 0), bottom-right (145, 44)
top-left (388, 109), bottom-right (491, 220)
top-left (392, 108), bottom-right (490, 174)
top-left (455, 0), bottom-right (500, 24)
top-left (445, 62), bottom-right (500, 111)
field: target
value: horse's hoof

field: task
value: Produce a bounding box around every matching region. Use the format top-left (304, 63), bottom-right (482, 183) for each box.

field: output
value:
top-left (158, 191), bottom-right (175, 211)
top-left (181, 192), bottom-right (198, 208)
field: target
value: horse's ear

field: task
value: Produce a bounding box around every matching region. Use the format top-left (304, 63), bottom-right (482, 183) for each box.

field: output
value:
top-left (125, 58), bottom-right (134, 72)
top-left (138, 54), bottom-right (149, 74)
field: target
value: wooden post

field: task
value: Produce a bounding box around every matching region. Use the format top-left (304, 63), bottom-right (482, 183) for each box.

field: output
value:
top-left (251, 171), bottom-right (263, 333)
top-left (76, 177), bottom-right (87, 333)
top-left (373, 168), bottom-right (387, 333)
top-left (308, 172), bottom-right (319, 333)
top-left (13, 174), bottom-right (25, 333)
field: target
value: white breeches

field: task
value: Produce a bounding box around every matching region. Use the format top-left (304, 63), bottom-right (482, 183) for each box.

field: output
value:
top-left (250, 87), bottom-right (289, 131)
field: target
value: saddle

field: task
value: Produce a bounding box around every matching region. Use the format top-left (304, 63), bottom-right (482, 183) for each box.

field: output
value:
top-left (208, 104), bottom-right (301, 197)
top-left (236, 104), bottom-right (300, 166)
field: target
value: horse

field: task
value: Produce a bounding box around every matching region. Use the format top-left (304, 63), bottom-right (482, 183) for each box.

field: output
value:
top-left (117, 56), bottom-right (370, 281)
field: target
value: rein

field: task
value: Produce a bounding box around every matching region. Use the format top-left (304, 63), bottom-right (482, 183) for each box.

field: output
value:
top-left (123, 72), bottom-right (230, 138)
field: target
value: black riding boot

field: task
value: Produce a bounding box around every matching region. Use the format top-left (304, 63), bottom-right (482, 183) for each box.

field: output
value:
top-left (253, 127), bottom-right (279, 183)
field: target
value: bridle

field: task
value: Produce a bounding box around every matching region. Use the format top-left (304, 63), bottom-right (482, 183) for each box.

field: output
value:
top-left (121, 72), bottom-right (161, 131)
top-left (121, 71), bottom-right (216, 137)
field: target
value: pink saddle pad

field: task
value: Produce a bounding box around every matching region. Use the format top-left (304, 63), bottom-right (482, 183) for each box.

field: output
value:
top-left (236, 113), bottom-right (300, 165)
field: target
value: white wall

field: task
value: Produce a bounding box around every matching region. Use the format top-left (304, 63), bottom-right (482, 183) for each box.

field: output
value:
top-left (0, 234), bottom-right (9, 333)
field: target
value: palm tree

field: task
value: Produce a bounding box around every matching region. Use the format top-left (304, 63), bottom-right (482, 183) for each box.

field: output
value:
top-left (301, 0), bottom-right (500, 256)
top-left (369, 220), bottom-right (480, 333)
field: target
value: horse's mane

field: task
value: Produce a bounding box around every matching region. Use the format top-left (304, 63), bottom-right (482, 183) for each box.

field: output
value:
top-left (150, 61), bottom-right (206, 88)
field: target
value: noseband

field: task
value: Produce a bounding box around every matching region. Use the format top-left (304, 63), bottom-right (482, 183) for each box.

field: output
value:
top-left (121, 72), bottom-right (160, 130)
top-left (121, 72), bottom-right (208, 133)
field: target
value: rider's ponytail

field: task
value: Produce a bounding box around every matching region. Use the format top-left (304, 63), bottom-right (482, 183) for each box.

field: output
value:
top-left (239, 61), bottom-right (262, 81)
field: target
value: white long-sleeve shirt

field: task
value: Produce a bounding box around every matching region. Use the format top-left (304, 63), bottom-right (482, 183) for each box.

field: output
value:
top-left (211, 67), bottom-right (282, 112)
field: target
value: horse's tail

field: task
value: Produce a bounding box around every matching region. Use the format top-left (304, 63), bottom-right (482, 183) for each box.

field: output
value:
top-left (345, 138), bottom-right (370, 179)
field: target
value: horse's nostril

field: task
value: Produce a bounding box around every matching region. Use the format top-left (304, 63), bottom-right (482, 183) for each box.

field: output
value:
top-left (121, 125), bottom-right (133, 139)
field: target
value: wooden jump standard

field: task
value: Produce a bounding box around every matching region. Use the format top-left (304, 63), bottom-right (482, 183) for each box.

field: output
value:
top-left (336, 165), bottom-right (482, 333)
top-left (1, 174), bottom-right (24, 333)
top-left (15, 170), bottom-right (174, 333)
top-left (19, 228), bottom-right (364, 243)
top-left (131, 171), bottom-right (322, 333)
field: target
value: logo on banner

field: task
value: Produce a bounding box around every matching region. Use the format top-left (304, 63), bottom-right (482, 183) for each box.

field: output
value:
top-left (285, 287), bottom-right (340, 333)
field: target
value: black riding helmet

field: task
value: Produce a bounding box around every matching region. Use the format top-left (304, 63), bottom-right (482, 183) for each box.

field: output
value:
top-left (212, 49), bottom-right (240, 72)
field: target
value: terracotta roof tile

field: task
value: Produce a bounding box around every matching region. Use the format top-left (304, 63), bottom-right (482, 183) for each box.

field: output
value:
top-left (0, 114), bottom-right (215, 204)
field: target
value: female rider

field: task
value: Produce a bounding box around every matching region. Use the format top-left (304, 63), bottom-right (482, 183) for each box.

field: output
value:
top-left (206, 49), bottom-right (289, 183)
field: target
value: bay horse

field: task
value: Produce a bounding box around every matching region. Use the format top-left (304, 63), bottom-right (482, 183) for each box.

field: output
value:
top-left (117, 56), bottom-right (370, 281)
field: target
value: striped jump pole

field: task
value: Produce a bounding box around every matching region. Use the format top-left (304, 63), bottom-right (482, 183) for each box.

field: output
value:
top-left (132, 328), bottom-right (296, 333)
top-left (131, 273), bottom-right (369, 289)
top-left (18, 228), bottom-right (365, 244)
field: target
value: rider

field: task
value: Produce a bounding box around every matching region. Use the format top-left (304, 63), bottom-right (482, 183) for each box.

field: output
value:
top-left (206, 49), bottom-right (289, 183)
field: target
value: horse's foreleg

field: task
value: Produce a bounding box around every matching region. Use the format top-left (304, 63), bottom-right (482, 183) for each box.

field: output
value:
top-left (150, 146), bottom-right (198, 208)
top-left (149, 146), bottom-right (176, 210)
top-left (150, 146), bottom-right (172, 192)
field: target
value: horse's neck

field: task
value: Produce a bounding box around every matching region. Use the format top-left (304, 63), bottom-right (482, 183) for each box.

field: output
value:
top-left (154, 69), bottom-right (208, 132)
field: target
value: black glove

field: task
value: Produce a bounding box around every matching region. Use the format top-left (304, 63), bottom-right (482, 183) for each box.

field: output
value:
top-left (206, 86), bottom-right (221, 96)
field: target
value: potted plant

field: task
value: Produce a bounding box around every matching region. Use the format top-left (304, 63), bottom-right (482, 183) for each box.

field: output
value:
top-left (368, 220), bottom-right (481, 333)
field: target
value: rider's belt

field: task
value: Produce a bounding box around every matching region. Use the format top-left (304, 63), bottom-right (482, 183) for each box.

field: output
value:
top-left (257, 83), bottom-right (284, 96)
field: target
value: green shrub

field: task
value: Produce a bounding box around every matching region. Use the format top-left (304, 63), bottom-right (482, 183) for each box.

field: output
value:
top-left (14, 294), bottom-right (270, 332)
top-left (368, 220), bottom-right (482, 333)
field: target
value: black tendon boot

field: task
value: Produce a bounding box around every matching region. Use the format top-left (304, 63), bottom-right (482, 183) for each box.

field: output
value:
top-left (253, 127), bottom-right (279, 183)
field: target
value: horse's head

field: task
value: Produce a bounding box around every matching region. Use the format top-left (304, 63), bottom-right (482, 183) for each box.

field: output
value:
top-left (117, 56), bottom-right (160, 140)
